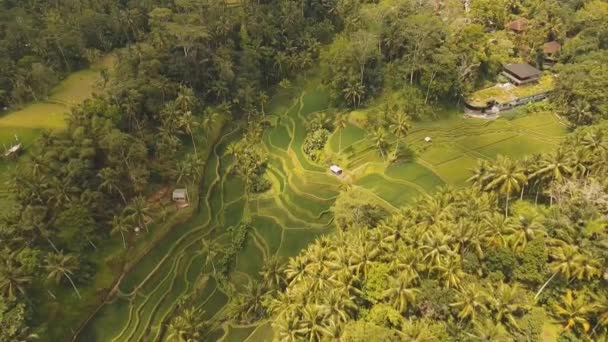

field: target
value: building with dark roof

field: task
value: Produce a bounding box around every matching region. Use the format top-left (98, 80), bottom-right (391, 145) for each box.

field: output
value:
top-left (506, 18), bottom-right (528, 33)
top-left (502, 63), bottom-right (541, 86)
top-left (543, 41), bottom-right (562, 66)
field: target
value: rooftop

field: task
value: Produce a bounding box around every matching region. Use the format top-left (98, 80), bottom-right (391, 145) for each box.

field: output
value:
top-left (543, 41), bottom-right (562, 55)
top-left (466, 74), bottom-right (554, 108)
top-left (173, 189), bottom-right (187, 196)
top-left (507, 18), bottom-right (528, 32)
top-left (503, 63), bottom-right (541, 79)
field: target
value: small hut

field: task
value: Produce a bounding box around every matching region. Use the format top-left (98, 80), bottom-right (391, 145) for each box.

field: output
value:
top-left (506, 18), bottom-right (528, 33)
top-left (172, 189), bottom-right (189, 203)
top-left (502, 63), bottom-right (541, 86)
top-left (543, 41), bottom-right (562, 66)
top-left (424, 137), bottom-right (432, 143)
top-left (330, 165), bottom-right (343, 176)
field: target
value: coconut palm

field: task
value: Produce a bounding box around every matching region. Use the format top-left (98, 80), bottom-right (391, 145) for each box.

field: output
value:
top-left (489, 282), bottom-right (530, 329)
top-left (382, 273), bottom-right (419, 313)
top-left (126, 195), bottom-right (152, 232)
top-left (178, 110), bottom-right (199, 154)
top-left (44, 251), bottom-right (81, 299)
top-left (482, 213), bottom-right (511, 247)
top-left (300, 304), bottom-right (326, 341)
top-left (552, 290), bottom-right (594, 333)
top-left (109, 213), bottom-right (132, 248)
top-left (467, 160), bottom-right (490, 189)
top-left (342, 79), bottom-right (365, 108)
top-left (165, 307), bottom-right (206, 342)
top-left (399, 319), bottom-right (438, 341)
top-left (319, 289), bottom-right (357, 323)
top-left (484, 156), bottom-right (527, 216)
top-left (466, 318), bottom-right (510, 342)
top-left (532, 148), bottom-right (572, 188)
top-left (504, 213), bottom-right (546, 252)
top-left (535, 244), bottom-right (597, 299)
top-left (260, 255), bottom-right (285, 290)
top-left (334, 113), bottom-right (348, 152)
top-left (389, 112), bottom-right (411, 156)
top-left (568, 148), bottom-right (589, 179)
top-left (582, 128), bottom-right (607, 154)
top-left (284, 256), bottom-right (308, 286)
top-left (593, 294), bottom-right (608, 334)
top-left (274, 313), bottom-right (305, 342)
top-left (432, 255), bottom-right (465, 289)
top-left (0, 261), bottom-right (32, 299)
top-left (369, 128), bottom-right (389, 160)
top-left (450, 283), bottom-right (489, 322)
top-left (97, 167), bottom-right (127, 204)
top-left (175, 85), bottom-right (197, 113)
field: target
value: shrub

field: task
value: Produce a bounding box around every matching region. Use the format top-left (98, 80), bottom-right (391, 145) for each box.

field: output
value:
top-left (303, 128), bottom-right (330, 161)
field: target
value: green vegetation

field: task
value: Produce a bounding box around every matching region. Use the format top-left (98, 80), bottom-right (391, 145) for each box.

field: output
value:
top-left (467, 74), bottom-right (554, 108)
top-left (1, 0), bottom-right (607, 341)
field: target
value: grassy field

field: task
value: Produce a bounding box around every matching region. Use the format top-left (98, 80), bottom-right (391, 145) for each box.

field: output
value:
top-left (77, 76), bottom-right (567, 340)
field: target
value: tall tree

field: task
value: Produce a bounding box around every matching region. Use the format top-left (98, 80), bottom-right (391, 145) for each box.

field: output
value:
top-left (44, 251), bottom-right (81, 299)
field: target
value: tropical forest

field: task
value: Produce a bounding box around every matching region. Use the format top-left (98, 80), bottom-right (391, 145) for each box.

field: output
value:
top-left (1, 0), bottom-right (608, 341)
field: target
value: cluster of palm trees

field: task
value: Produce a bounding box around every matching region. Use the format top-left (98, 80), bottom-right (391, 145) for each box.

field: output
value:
top-left (265, 184), bottom-right (608, 341)
top-left (365, 108), bottom-right (412, 162)
top-left (109, 195), bottom-right (153, 248)
top-left (468, 125), bottom-right (608, 215)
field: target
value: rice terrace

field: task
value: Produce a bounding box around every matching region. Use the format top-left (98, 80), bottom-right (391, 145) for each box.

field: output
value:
top-left (78, 77), bottom-right (567, 341)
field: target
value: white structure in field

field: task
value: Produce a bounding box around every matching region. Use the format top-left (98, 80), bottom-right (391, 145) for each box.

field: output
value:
top-left (330, 165), bottom-right (343, 176)
top-left (172, 189), bottom-right (189, 203)
top-left (424, 137), bottom-right (432, 143)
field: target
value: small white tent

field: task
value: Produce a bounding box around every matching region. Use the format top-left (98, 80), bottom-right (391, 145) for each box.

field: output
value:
top-left (330, 165), bottom-right (343, 175)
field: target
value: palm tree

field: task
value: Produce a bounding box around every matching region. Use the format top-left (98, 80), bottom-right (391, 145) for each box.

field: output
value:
top-left (284, 256), bottom-right (308, 286)
top-left (0, 262), bottom-right (32, 299)
top-left (389, 112), bottom-right (411, 156)
top-left (201, 109), bottom-right (221, 139)
top-left (320, 289), bottom-right (357, 323)
top-left (466, 318), bottom-right (510, 342)
top-left (489, 282), bottom-right (530, 330)
top-left (535, 245), bottom-right (596, 299)
top-left (382, 274), bottom-right (419, 313)
top-left (334, 113), bottom-right (348, 152)
top-left (432, 255), bottom-right (465, 289)
top-left (300, 304), bottom-right (325, 341)
top-left (98, 167), bottom-right (127, 204)
top-left (552, 290), bottom-right (594, 334)
top-left (175, 85), bottom-right (197, 113)
top-left (369, 128), bottom-right (389, 160)
top-left (165, 307), bottom-right (206, 342)
top-left (179, 111), bottom-right (199, 154)
top-left (126, 195), bottom-right (151, 232)
top-left (568, 148), bottom-right (589, 179)
top-left (592, 294), bottom-right (608, 335)
top-left (532, 149), bottom-right (572, 205)
top-left (44, 251), bottom-right (81, 299)
top-left (484, 156), bottom-right (527, 216)
top-left (259, 256), bottom-right (285, 290)
top-left (274, 313), bottom-right (305, 342)
top-left (504, 213), bottom-right (546, 252)
top-left (399, 319), bottom-right (438, 341)
top-left (200, 239), bottom-right (218, 274)
top-left (342, 79), bottom-right (365, 108)
top-left (467, 160), bottom-right (490, 189)
top-left (109, 213), bottom-right (132, 248)
top-left (450, 283), bottom-right (489, 322)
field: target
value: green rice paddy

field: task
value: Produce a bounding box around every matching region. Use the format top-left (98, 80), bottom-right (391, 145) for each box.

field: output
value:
top-left (77, 78), bottom-right (567, 340)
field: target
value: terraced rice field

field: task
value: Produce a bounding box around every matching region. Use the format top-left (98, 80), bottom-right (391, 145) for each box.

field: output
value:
top-left (78, 79), bottom-right (567, 340)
